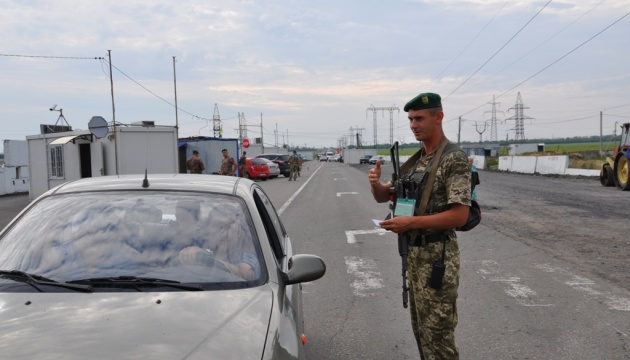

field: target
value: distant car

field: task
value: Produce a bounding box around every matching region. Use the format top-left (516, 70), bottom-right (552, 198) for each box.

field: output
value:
top-left (0, 174), bottom-right (326, 359)
top-left (245, 158), bottom-right (270, 180)
top-left (359, 155), bottom-right (372, 164)
top-left (369, 155), bottom-right (386, 165)
top-left (319, 155), bottom-right (327, 162)
top-left (256, 154), bottom-right (291, 177)
top-left (259, 158), bottom-right (280, 178)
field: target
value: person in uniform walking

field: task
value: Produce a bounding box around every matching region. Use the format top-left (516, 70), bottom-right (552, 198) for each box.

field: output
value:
top-left (368, 92), bottom-right (471, 359)
top-left (297, 154), bottom-right (303, 176)
top-left (186, 150), bottom-right (206, 174)
top-left (239, 151), bottom-right (247, 178)
top-left (288, 150), bottom-right (298, 181)
top-left (218, 149), bottom-right (237, 176)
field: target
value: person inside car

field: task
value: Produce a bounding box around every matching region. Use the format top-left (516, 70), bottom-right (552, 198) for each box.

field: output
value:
top-left (178, 204), bottom-right (261, 281)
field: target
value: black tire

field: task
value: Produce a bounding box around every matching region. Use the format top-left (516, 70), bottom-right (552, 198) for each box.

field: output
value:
top-left (614, 153), bottom-right (630, 191)
top-left (600, 164), bottom-right (615, 187)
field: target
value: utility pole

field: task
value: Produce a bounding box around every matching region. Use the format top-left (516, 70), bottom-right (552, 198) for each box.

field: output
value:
top-left (366, 105), bottom-right (400, 148)
top-left (505, 92), bottom-right (533, 143)
top-left (107, 50), bottom-right (118, 175)
top-left (483, 95), bottom-right (503, 142)
top-left (458, 116), bottom-right (462, 144)
top-left (260, 113), bottom-right (264, 154)
top-left (349, 126), bottom-right (365, 148)
top-left (172, 56), bottom-right (179, 139)
top-left (599, 111), bottom-right (603, 156)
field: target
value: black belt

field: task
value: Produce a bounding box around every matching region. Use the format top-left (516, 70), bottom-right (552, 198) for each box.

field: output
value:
top-left (409, 232), bottom-right (449, 247)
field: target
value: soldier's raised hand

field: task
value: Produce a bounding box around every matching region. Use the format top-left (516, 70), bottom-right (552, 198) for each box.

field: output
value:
top-left (368, 160), bottom-right (382, 187)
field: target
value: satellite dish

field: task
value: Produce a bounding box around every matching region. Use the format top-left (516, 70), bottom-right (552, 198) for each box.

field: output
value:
top-left (88, 116), bottom-right (109, 138)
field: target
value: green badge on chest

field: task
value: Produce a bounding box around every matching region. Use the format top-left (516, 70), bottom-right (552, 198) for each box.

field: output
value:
top-left (394, 198), bottom-right (416, 217)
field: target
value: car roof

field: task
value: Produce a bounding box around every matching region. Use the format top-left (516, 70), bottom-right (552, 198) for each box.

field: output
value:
top-left (46, 174), bottom-right (246, 196)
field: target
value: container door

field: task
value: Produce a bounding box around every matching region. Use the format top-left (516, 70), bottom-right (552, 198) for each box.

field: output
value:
top-left (91, 142), bottom-right (104, 177)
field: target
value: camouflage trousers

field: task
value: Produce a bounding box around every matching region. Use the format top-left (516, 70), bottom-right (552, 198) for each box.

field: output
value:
top-left (407, 237), bottom-right (460, 360)
top-left (289, 165), bottom-right (298, 180)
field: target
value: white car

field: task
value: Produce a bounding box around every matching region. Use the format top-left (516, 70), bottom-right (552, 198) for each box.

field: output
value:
top-left (259, 158), bottom-right (280, 178)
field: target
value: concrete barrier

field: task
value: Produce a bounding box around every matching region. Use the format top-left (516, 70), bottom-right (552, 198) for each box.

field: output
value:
top-left (565, 168), bottom-right (600, 176)
top-left (498, 155), bottom-right (599, 177)
top-left (510, 156), bottom-right (538, 174)
top-left (498, 156), bottom-right (512, 171)
top-left (535, 156), bottom-right (569, 175)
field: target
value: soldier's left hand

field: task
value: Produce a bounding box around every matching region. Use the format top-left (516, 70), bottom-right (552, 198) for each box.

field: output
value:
top-left (380, 216), bottom-right (415, 233)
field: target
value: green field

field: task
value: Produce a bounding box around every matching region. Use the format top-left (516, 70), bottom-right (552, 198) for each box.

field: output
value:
top-left (376, 141), bottom-right (618, 157)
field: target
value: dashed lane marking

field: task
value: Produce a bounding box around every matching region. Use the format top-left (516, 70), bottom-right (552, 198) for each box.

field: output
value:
top-left (336, 192), bottom-right (358, 197)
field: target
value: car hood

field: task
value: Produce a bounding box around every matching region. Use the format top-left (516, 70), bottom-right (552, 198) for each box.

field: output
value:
top-left (0, 286), bottom-right (274, 360)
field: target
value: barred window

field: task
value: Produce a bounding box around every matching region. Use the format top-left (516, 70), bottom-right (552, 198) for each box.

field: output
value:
top-left (49, 145), bottom-right (64, 179)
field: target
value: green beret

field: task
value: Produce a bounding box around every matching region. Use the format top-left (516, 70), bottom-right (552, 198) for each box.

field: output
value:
top-left (403, 92), bottom-right (442, 112)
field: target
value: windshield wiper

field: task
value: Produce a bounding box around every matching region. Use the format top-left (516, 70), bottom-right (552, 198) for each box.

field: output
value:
top-left (0, 270), bottom-right (93, 293)
top-left (67, 276), bottom-right (203, 291)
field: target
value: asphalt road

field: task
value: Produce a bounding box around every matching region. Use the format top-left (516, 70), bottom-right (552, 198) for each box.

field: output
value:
top-left (259, 162), bottom-right (630, 359)
top-left (1, 163), bottom-right (629, 359)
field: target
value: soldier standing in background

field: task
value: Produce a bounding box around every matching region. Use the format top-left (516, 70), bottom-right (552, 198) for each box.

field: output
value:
top-left (297, 154), bottom-right (303, 176)
top-left (186, 150), bottom-right (205, 174)
top-left (368, 92), bottom-right (471, 359)
top-left (218, 149), bottom-right (237, 176)
top-left (288, 150), bottom-right (298, 181)
top-left (239, 151), bottom-right (247, 178)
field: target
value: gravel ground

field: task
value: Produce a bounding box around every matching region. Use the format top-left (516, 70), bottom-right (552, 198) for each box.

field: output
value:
top-left (473, 170), bottom-right (630, 291)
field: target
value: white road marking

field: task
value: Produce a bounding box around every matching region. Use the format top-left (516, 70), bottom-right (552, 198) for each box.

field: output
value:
top-left (479, 260), bottom-right (554, 307)
top-left (336, 192), bottom-right (358, 197)
top-left (333, 178), bottom-right (347, 181)
top-left (345, 256), bottom-right (384, 297)
top-left (277, 164), bottom-right (323, 216)
top-left (535, 263), bottom-right (630, 311)
top-left (345, 228), bottom-right (389, 244)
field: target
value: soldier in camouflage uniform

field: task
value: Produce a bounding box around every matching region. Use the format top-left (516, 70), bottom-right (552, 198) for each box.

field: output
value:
top-left (288, 150), bottom-right (298, 181)
top-left (368, 92), bottom-right (471, 359)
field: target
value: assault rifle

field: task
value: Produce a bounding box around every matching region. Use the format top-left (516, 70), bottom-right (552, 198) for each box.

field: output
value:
top-left (388, 141), bottom-right (413, 308)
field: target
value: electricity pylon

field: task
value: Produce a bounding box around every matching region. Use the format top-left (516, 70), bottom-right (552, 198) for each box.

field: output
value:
top-left (505, 92), bottom-right (533, 142)
top-left (366, 105), bottom-right (400, 147)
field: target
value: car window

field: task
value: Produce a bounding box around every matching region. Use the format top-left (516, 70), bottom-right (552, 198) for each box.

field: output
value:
top-left (0, 192), bottom-right (266, 292)
top-left (251, 158), bottom-right (267, 165)
top-left (252, 188), bottom-right (285, 263)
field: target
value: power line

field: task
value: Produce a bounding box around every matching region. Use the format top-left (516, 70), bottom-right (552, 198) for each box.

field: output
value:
top-left (463, 0), bottom-right (606, 94)
top-left (0, 53), bottom-right (103, 60)
top-left (443, 0), bottom-right (553, 100)
top-left (452, 9), bottom-right (630, 121)
top-left (435, 0), bottom-right (509, 80)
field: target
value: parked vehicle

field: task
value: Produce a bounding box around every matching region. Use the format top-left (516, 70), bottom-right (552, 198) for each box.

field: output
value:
top-left (600, 122), bottom-right (630, 190)
top-left (359, 155), bottom-right (372, 164)
top-left (245, 158), bottom-right (270, 180)
top-left (259, 158), bottom-right (280, 178)
top-left (256, 154), bottom-right (291, 177)
top-left (369, 155), bottom-right (386, 165)
top-left (0, 174), bottom-right (326, 359)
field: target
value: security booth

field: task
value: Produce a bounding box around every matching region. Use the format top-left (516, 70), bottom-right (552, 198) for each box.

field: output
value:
top-left (26, 120), bottom-right (178, 199)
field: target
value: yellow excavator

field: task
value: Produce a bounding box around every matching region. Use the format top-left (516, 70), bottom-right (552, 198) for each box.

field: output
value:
top-left (600, 122), bottom-right (630, 190)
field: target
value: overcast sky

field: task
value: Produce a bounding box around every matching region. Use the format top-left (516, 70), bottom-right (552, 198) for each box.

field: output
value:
top-left (2, 0), bottom-right (629, 153)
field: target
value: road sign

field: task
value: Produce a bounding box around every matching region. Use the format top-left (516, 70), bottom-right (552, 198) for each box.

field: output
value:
top-left (336, 148), bottom-right (341, 153)
top-left (242, 138), bottom-right (250, 148)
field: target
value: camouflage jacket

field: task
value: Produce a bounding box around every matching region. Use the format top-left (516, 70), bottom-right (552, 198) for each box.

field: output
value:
top-left (394, 141), bottom-right (471, 239)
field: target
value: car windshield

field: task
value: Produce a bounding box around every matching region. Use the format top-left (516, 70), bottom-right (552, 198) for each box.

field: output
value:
top-left (0, 192), bottom-right (266, 292)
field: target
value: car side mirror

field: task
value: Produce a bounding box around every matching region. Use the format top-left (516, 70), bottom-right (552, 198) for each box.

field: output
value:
top-left (285, 254), bottom-right (326, 285)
